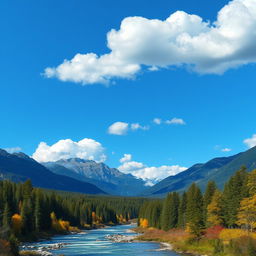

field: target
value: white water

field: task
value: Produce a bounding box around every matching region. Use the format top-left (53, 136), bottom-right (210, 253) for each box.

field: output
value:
top-left (21, 224), bottom-right (183, 256)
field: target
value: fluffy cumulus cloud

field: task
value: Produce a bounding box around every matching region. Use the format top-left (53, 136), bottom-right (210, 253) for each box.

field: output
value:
top-left (108, 122), bottom-right (148, 135)
top-left (108, 122), bottom-right (129, 135)
top-left (118, 154), bottom-right (187, 185)
top-left (44, 0), bottom-right (256, 85)
top-left (32, 138), bottom-right (106, 162)
top-left (244, 134), bottom-right (256, 148)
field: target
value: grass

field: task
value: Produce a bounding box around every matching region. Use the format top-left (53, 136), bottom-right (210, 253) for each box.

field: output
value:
top-left (135, 227), bottom-right (222, 256)
top-left (135, 226), bottom-right (256, 256)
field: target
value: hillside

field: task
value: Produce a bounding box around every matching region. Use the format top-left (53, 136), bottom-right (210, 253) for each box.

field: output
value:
top-left (0, 149), bottom-right (105, 195)
top-left (143, 146), bottom-right (256, 196)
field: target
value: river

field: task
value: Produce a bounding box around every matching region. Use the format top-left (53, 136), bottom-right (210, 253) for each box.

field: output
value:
top-left (21, 224), bottom-right (183, 256)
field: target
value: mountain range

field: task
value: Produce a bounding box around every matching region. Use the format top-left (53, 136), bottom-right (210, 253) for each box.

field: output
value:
top-left (43, 158), bottom-right (146, 196)
top-left (0, 149), bottom-right (105, 194)
top-left (0, 146), bottom-right (256, 197)
top-left (142, 146), bottom-right (256, 196)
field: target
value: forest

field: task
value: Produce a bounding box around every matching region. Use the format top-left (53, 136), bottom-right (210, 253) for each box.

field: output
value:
top-left (2, 166), bottom-right (256, 256)
top-left (138, 166), bottom-right (256, 256)
top-left (0, 179), bottom-right (145, 255)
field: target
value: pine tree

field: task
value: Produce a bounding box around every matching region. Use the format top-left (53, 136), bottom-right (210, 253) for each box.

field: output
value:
top-left (21, 198), bottom-right (33, 234)
top-left (177, 192), bottom-right (187, 229)
top-left (149, 201), bottom-right (162, 228)
top-left (204, 181), bottom-right (217, 207)
top-left (2, 202), bottom-right (11, 229)
top-left (161, 193), bottom-right (173, 231)
top-left (186, 183), bottom-right (204, 239)
top-left (34, 190), bottom-right (43, 232)
top-left (169, 192), bottom-right (179, 228)
top-left (222, 167), bottom-right (248, 227)
top-left (161, 192), bottom-right (179, 231)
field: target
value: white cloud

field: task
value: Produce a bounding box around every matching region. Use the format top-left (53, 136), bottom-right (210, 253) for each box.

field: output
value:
top-left (120, 153), bottom-right (132, 163)
top-left (221, 148), bottom-right (232, 152)
top-left (244, 134), bottom-right (256, 148)
top-left (108, 122), bottom-right (129, 135)
top-left (108, 122), bottom-right (149, 135)
top-left (118, 154), bottom-right (187, 185)
top-left (4, 147), bottom-right (22, 153)
top-left (131, 123), bottom-right (149, 131)
top-left (32, 138), bottom-right (106, 163)
top-left (153, 118), bottom-right (162, 125)
top-left (166, 118), bottom-right (186, 125)
top-left (44, 0), bottom-right (256, 85)
top-left (108, 118), bottom-right (186, 135)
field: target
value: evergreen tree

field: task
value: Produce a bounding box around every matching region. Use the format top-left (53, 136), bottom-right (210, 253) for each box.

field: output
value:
top-left (2, 202), bottom-right (11, 229)
top-left (148, 201), bottom-right (162, 228)
top-left (222, 167), bottom-right (248, 227)
top-left (177, 192), bottom-right (187, 228)
top-left (34, 189), bottom-right (43, 232)
top-left (169, 192), bottom-right (180, 228)
top-left (161, 193), bottom-right (173, 231)
top-left (204, 181), bottom-right (217, 207)
top-left (161, 192), bottom-right (179, 231)
top-left (186, 183), bottom-right (204, 239)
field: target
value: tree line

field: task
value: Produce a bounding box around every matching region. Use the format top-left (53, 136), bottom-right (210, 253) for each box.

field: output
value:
top-left (139, 166), bottom-right (256, 238)
top-left (0, 179), bottom-right (146, 255)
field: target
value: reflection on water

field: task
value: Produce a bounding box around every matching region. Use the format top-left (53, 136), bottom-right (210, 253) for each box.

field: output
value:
top-left (22, 224), bottom-right (183, 256)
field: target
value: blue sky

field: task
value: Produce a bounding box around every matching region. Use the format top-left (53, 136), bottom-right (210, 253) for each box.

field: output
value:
top-left (1, 0), bottom-right (256, 183)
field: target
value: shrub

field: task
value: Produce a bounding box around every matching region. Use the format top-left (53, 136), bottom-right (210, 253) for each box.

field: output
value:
top-left (219, 228), bottom-right (256, 241)
top-left (205, 225), bottom-right (224, 239)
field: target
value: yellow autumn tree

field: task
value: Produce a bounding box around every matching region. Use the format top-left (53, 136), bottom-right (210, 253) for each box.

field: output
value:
top-left (237, 194), bottom-right (256, 232)
top-left (140, 218), bottom-right (148, 228)
top-left (50, 212), bottom-right (62, 231)
top-left (59, 220), bottom-right (70, 231)
top-left (11, 214), bottom-right (22, 235)
top-left (207, 190), bottom-right (223, 227)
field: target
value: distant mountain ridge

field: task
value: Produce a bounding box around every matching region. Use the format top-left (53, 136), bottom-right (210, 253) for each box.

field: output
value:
top-left (44, 158), bottom-right (147, 196)
top-left (1, 146), bottom-right (256, 197)
top-left (0, 149), bottom-right (105, 195)
top-left (142, 146), bottom-right (256, 196)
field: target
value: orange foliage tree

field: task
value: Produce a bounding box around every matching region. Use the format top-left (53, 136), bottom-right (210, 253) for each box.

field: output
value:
top-left (140, 218), bottom-right (149, 228)
top-left (11, 214), bottom-right (22, 235)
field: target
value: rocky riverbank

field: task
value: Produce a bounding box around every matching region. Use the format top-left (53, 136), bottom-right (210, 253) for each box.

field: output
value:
top-left (105, 234), bottom-right (138, 242)
top-left (20, 243), bottom-right (69, 256)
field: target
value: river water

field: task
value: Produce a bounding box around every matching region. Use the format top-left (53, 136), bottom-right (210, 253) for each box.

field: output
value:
top-left (22, 224), bottom-right (183, 256)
